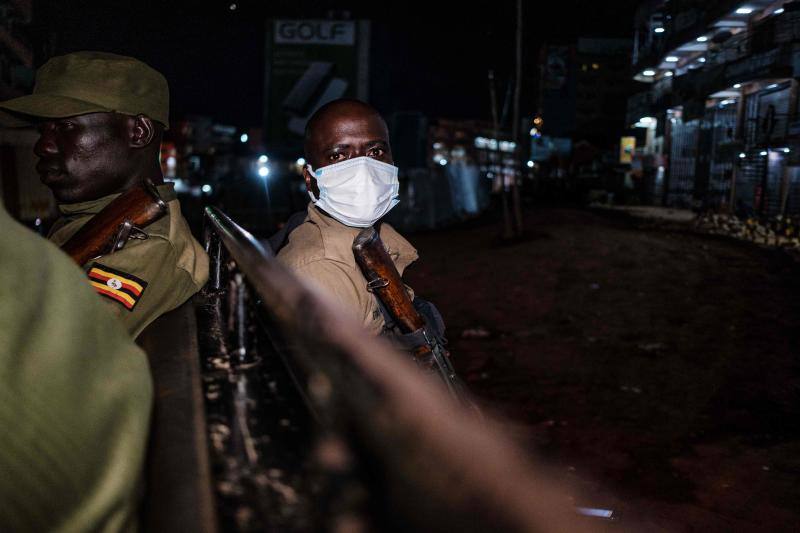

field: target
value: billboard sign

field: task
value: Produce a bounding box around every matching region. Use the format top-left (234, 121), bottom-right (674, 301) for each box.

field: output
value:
top-left (265, 19), bottom-right (370, 146)
top-left (619, 136), bottom-right (636, 164)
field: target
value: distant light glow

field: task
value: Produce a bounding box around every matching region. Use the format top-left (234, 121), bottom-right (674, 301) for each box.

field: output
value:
top-left (720, 99), bottom-right (736, 106)
top-left (202, 184), bottom-right (212, 194)
top-left (438, 159), bottom-right (448, 166)
top-left (654, 27), bottom-right (665, 33)
top-left (171, 178), bottom-right (190, 193)
top-left (774, 8), bottom-right (785, 15)
top-left (781, 147), bottom-right (791, 153)
top-left (229, 3), bottom-right (237, 10)
top-left (638, 116), bottom-right (656, 126)
top-left (739, 152), bottom-right (746, 159)
top-left (499, 140), bottom-right (516, 152)
top-left (576, 508), bottom-right (614, 519)
top-left (733, 83), bottom-right (742, 89)
top-left (258, 166), bottom-right (270, 177)
top-left (665, 56), bottom-right (679, 62)
top-left (696, 36), bottom-right (708, 42)
top-left (642, 69), bottom-right (656, 76)
top-left (240, 133), bottom-right (248, 143)
top-left (735, 7), bottom-right (754, 15)
top-left (258, 154), bottom-right (268, 163)
top-left (698, 57), bottom-right (706, 63)
top-left (760, 151), bottom-right (768, 156)
top-left (664, 71), bottom-right (674, 77)
top-left (767, 83), bottom-right (779, 89)
top-left (296, 157), bottom-right (306, 166)
top-left (526, 160), bottom-right (535, 168)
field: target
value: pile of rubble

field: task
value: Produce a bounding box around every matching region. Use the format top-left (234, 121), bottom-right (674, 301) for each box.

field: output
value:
top-left (694, 213), bottom-right (800, 248)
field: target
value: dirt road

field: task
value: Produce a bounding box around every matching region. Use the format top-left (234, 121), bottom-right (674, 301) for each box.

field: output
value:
top-left (403, 208), bottom-right (800, 532)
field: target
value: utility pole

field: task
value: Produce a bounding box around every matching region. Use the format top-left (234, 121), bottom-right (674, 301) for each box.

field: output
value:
top-left (489, 69), bottom-right (513, 240)
top-left (510, 0), bottom-right (525, 236)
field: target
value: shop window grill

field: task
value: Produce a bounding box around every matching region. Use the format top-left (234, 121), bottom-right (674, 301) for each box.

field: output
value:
top-left (668, 117), bottom-right (699, 208)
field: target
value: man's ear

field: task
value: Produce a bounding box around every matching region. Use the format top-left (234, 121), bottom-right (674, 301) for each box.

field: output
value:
top-left (130, 115), bottom-right (156, 148)
top-left (302, 164), bottom-right (320, 198)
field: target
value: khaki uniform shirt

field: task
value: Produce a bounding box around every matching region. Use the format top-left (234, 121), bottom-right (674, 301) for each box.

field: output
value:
top-left (0, 203), bottom-right (152, 533)
top-left (48, 183), bottom-right (209, 338)
top-left (277, 204), bottom-right (418, 335)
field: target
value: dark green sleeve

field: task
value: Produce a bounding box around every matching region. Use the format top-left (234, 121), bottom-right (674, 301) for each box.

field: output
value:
top-left (0, 207), bottom-right (153, 532)
top-left (87, 235), bottom-right (202, 338)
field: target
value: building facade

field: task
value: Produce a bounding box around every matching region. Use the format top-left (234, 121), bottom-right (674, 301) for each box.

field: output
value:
top-left (628, 0), bottom-right (800, 216)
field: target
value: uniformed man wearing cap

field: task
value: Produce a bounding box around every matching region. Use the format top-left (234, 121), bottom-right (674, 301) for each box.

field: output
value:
top-left (0, 51), bottom-right (209, 338)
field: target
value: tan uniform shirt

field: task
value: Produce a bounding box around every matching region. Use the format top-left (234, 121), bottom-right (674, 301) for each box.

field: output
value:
top-left (277, 203), bottom-right (418, 335)
top-left (48, 183), bottom-right (209, 338)
top-left (0, 202), bottom-right (152, 533)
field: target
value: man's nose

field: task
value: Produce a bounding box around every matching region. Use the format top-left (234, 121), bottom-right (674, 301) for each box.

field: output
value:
top-left (33, 123), bottom-right (59, 158)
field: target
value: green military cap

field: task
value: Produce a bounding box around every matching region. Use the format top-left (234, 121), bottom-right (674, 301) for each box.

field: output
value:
top-left (0, 51), bottom-right (169, 128)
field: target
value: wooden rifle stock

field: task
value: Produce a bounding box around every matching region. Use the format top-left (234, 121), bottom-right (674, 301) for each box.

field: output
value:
top-left (61, 180), bottom-right (168, 266)
top-left (353, 227), bottom-right (474, 405)
top-left (352, 226), bottom-right (424, 335)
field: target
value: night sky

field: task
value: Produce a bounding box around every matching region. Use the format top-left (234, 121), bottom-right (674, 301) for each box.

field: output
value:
top-left (35, 0), bottom-right (641, 126)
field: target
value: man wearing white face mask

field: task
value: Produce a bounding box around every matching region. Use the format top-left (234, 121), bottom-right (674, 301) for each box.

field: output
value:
top-left (275, 99), bottom-right (420, 335)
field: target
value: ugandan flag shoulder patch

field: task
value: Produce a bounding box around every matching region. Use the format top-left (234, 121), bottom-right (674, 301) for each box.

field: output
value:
top-left (87, 263), bottom-right (148, 311)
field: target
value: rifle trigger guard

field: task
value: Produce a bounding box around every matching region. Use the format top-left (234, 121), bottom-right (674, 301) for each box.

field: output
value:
top-left (111, 221), bottom-right (148, 253)
top-left (128, 226), bottom-right (149, 240)
top-left (366, 277), bottom-right (389, 292)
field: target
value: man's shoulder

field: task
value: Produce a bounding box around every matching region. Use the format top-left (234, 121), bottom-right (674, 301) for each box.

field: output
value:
top-left (379, 222), bottom-right (419, 274)
top-left (276, 220), bottom-right (327, 267)
top-left (92, 231), bottom-right (174, 282)
top-left (379, 222), bottom-right (406, 244)
top-left (126, 199), bottom-right (208, 285)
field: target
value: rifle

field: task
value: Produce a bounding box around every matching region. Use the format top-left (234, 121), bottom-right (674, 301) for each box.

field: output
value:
top-left (353, 226), bottom-right (472, 405)
top-left (61, 179), bottom-right (168, 266)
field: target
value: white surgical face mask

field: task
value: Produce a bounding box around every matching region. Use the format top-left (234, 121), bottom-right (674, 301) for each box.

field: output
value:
top-left (307, 156), bottom-right (400, 228)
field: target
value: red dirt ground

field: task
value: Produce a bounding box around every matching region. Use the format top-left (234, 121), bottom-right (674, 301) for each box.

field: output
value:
top-left (403, 208), bottom-right (800, 532)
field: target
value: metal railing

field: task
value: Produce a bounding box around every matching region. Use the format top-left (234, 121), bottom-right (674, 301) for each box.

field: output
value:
top-left (197, 206), bottom-right (598, 532)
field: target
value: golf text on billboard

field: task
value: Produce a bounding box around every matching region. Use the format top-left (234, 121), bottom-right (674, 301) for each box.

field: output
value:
top-left (274, 20), bottom-right (356, 46)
